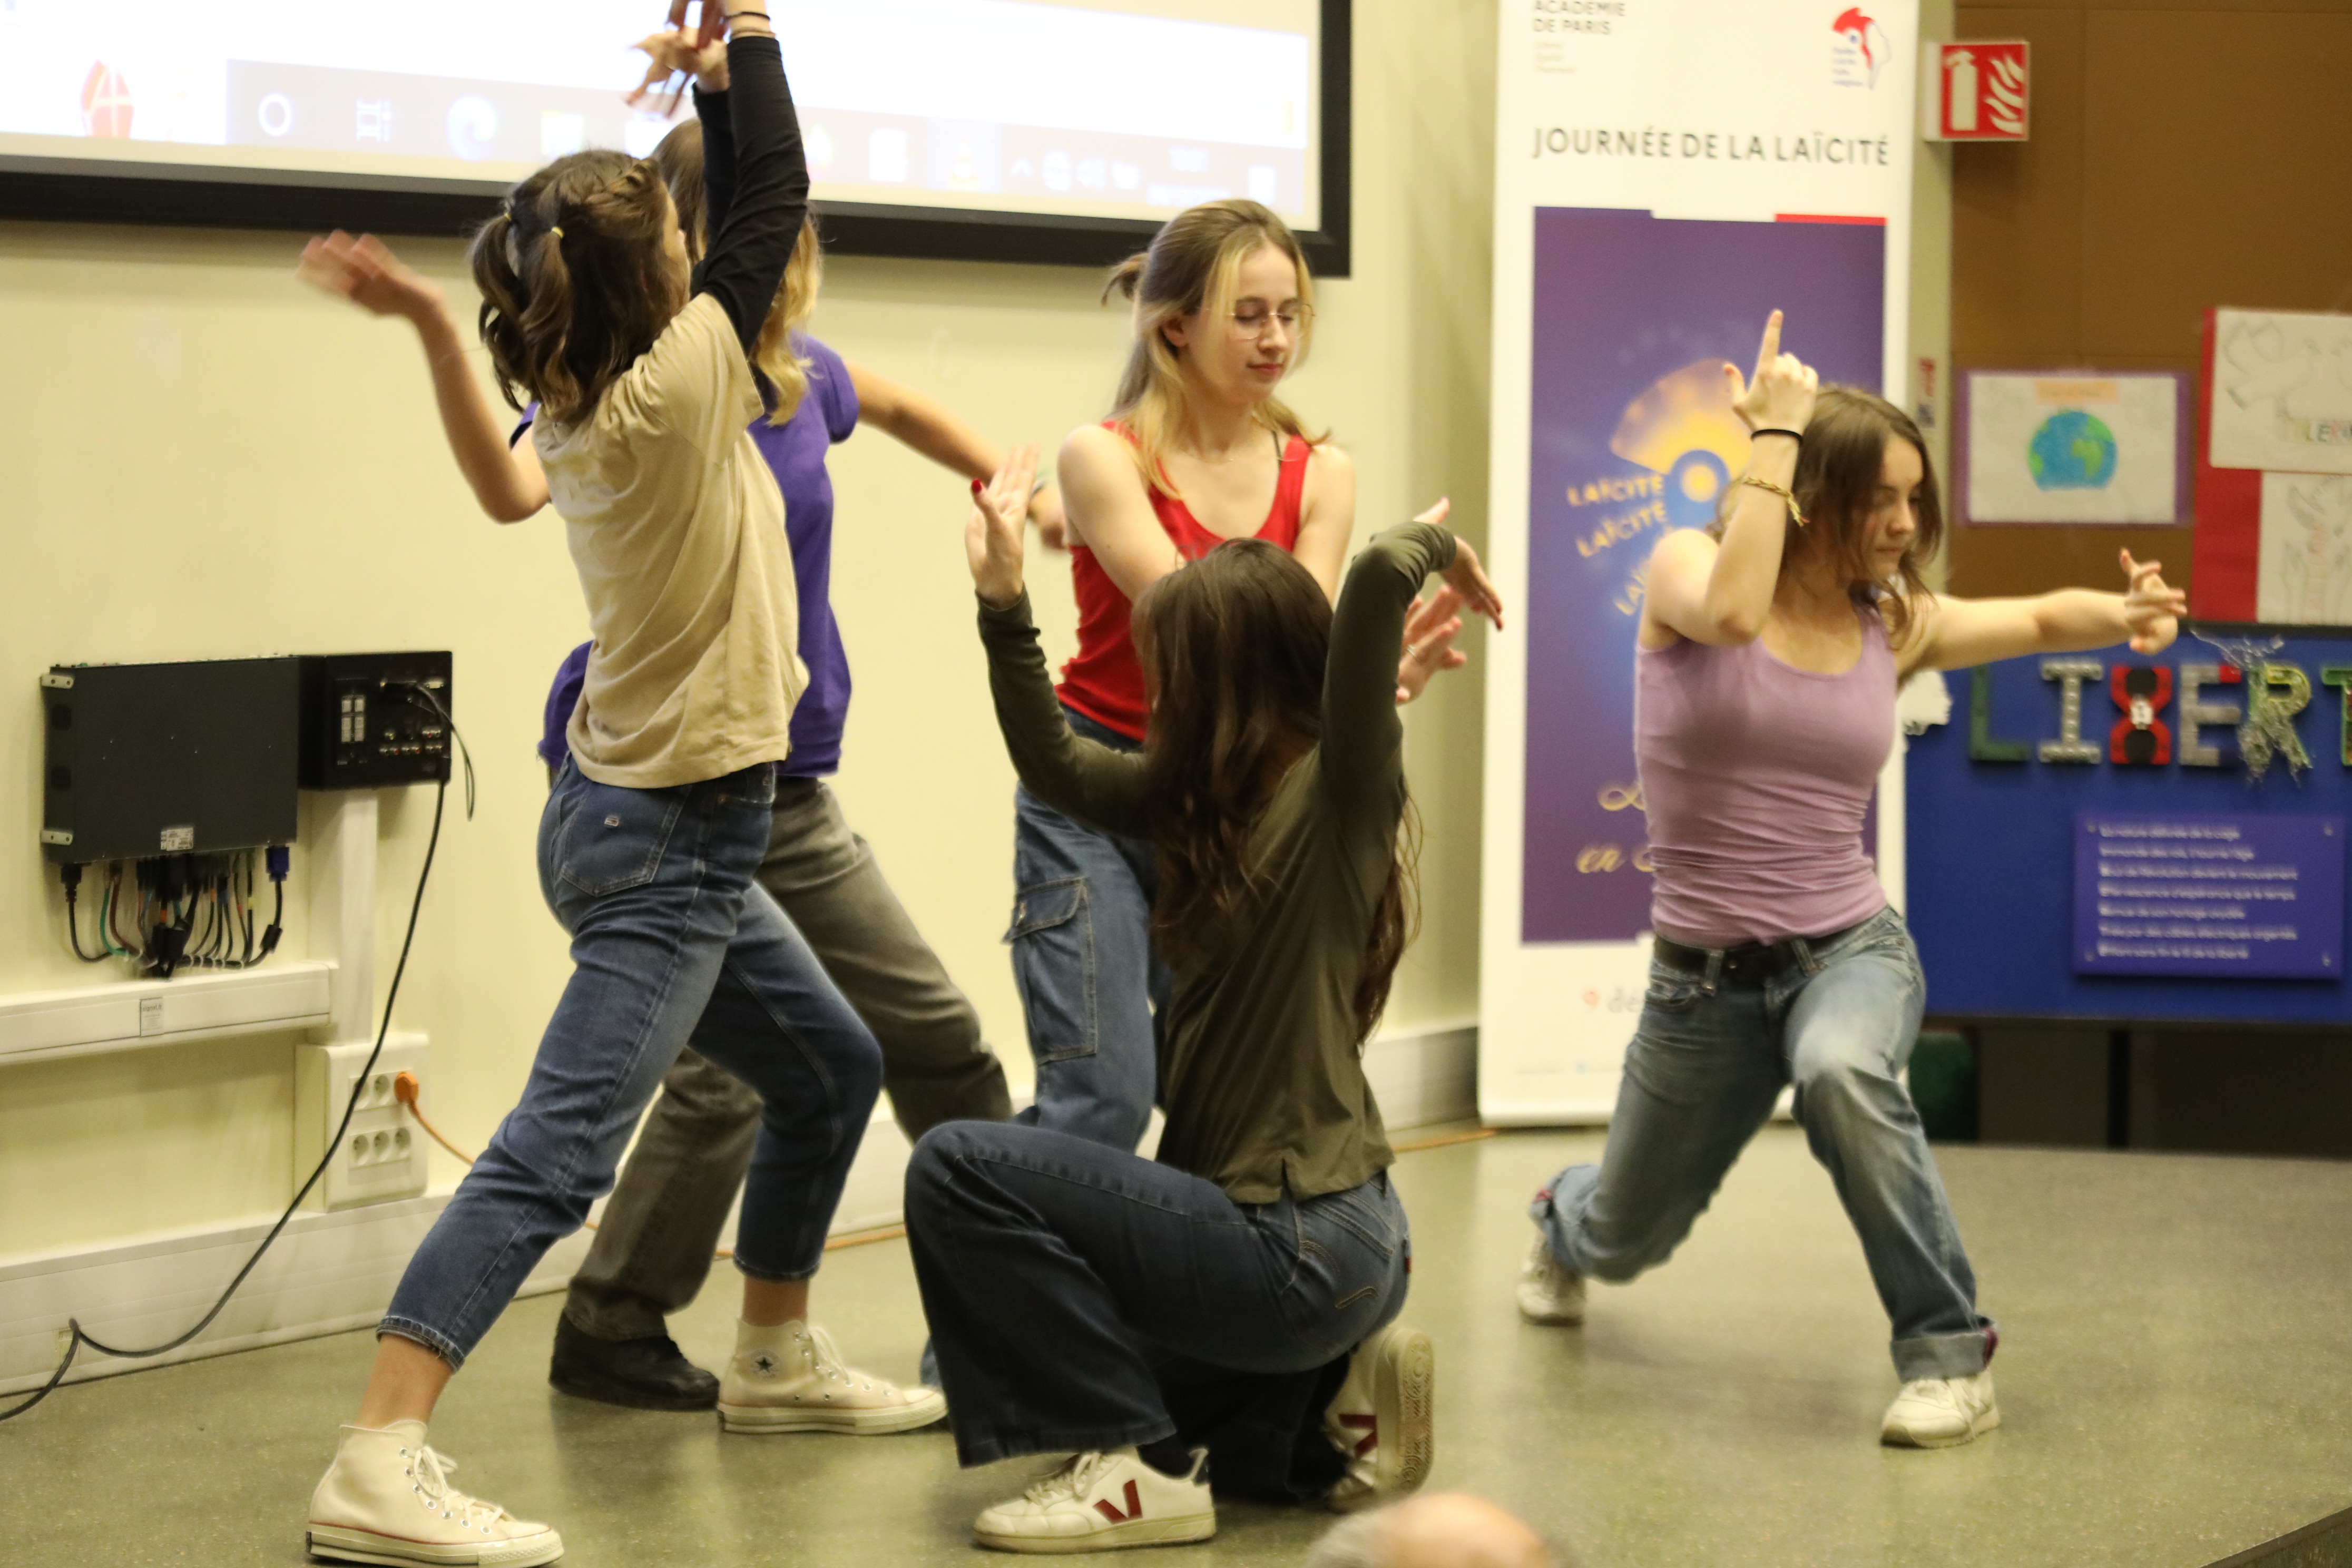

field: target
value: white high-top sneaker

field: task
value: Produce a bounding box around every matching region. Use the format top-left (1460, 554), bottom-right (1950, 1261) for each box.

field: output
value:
top-left (306, 1420), bottom-right (562, 1566)
top-left (1880, 1370), bottom-right (2000, 1448)
top-left (1323, 1322), bottom-right (1436, 1514)
top-left (1516, 1234), bottom-right (1585, 1326)
top-left (717, 1319), bottom-right (947, 1434)
top-left (973, 1447), bottom-right (1216, 1554)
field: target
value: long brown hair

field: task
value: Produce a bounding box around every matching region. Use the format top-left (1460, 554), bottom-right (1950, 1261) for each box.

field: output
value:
top-left (1131, 541), bottom-right (1419, 1043)
top-left (471, 151), bottom-right (684, 426)
top-left (1104, 199), bottom-right (1325, 499)
top-left (1720, 385), bottom-right (1944, 638)
top-left (648, 119), bottom-right (825, 427)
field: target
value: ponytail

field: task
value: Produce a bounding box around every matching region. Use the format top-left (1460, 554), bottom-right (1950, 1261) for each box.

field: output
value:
top-left (468, 151), bottom-right (686, 426)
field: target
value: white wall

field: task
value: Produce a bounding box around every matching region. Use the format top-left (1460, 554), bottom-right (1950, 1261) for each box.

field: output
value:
top-left (0, 0), bottom-right (1503, 1265)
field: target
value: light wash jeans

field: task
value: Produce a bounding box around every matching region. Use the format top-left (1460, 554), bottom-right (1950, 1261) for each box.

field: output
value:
top-left (380, 761), bottom-right (882, 1367)
top-left (1531, 906), bottom-right (1994, 1382)
top-left (1004, 705), bottom-right (1172, 1152)
top-left (906, 1120), bottom-right (1409, 1501)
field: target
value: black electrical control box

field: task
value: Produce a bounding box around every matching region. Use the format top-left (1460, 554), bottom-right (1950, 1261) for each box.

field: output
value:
top-left (40, 658), bottom-right (302, 865)
top-left (297, 652), bottom-right (455, 790)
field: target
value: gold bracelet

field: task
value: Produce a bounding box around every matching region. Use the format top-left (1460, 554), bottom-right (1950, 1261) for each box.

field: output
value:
top-left (1738, 474), bottom-right (1807, 527)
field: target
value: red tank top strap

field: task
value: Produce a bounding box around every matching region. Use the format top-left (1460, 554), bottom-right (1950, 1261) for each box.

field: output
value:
top-left (1261, 435), bottom-right (1310, 551)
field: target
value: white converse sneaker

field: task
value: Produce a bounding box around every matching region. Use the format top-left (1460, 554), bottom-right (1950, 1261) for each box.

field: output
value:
top-left (1323, 1322), bottom-right (1435, 1514)
top-left (717, 1319), bottom-right (947, 1434)
top-left (973, 1446), bottom-right (1216, 1554)
top-left (1880, 1370), bottom-right (2000, 1448)
top-left (306, 1420), bottom-right (562, 1566)
top-left (1516, 1234), bottom-right (1585, 1326)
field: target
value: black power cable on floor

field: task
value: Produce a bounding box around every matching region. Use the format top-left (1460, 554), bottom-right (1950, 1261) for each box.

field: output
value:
top-left (0, 776), bottom-right (450, 1424)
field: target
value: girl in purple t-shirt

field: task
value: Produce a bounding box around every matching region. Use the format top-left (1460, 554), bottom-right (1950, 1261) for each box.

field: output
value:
top-left (1516, 312), bottom-right (2186, 1451)
top-left (298, 108), bottom-right (1056, 1414)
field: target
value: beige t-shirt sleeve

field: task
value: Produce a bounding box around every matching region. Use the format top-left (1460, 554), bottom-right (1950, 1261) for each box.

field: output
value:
top-left (544, 295), bottom-right (805, 789)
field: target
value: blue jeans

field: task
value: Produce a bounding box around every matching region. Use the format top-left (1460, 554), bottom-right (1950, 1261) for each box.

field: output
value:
top-left (1531, 907), bottom-right (1993, 1383)
top-left (380, 761), bottom-right (883, 1367)
top-left (1005, 706), bottom-right (1171, 1152)
top-left (905, 1121), bottom-right (1409, 1500)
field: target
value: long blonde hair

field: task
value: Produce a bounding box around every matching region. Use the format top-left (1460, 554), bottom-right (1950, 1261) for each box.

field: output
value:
top-left (649, 117), bottom-right (825, 426)
top-left (1105, 199), bottom-right (1324, 497)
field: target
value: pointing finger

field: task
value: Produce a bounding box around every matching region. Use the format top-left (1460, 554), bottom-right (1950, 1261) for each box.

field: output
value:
top-left (1753, 310), bottom-right (1783, 384)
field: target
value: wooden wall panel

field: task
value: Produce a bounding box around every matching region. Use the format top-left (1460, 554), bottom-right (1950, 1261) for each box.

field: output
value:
top-left (1947, 0), bottom-right (2350, 599)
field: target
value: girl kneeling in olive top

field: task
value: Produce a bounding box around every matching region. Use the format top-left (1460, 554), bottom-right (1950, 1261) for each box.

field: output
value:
top-left (907, 453), bottom-right (1503, 1552)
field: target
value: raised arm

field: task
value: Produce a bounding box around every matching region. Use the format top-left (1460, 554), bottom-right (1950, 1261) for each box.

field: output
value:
top-left (295, 232), bottom-right (549, 523)
top-left (967, 447), bottom-right (1150, 837)
top-left (690, 6), bottom-right (804, 352)
top-left (1324, 513), bottom-right (1503, 810)
top-left (1640, 311), bottom-right (1816, 647)
top-left (1900, 550), bottom-right (2186, 674)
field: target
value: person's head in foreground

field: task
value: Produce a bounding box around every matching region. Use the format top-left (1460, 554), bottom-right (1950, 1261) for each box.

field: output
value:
top-left (1306, 1493), bottom-right (1562, 1568)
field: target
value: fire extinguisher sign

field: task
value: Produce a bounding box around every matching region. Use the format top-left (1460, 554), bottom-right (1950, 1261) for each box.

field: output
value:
top-left (1919, 41), bottom-right (2030, 141)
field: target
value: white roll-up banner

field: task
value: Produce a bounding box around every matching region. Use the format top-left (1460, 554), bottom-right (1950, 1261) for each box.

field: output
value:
top-left (1479, 0), bottom-right (1919, 1124)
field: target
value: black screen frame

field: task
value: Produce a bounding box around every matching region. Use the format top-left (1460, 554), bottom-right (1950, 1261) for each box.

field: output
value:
top-left (0, 0), bottom-right (1353, 276)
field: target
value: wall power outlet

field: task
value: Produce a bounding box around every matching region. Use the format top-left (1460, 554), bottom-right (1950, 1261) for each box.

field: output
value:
top-left (295, 1033), bottom-right (430, 1211)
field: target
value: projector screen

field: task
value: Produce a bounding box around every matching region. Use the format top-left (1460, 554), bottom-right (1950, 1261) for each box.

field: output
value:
top-left (0, 0), bottom-right (1348, 268)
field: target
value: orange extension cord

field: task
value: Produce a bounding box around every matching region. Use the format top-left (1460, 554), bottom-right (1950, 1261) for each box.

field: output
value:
top-left (388, 1072), bottom-right (1497, 1260)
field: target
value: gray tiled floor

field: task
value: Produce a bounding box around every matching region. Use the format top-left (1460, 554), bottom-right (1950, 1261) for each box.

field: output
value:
top-left (5, 1128), bottom-right (2351, 1566)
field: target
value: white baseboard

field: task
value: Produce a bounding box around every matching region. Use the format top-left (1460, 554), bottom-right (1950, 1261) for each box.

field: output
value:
top-left (0, 1022), bottom-right (1479, 1397)
top-left (0, 1192), bottom-right (593, 1397)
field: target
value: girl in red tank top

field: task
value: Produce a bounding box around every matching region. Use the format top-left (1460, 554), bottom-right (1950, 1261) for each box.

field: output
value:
top-left (1057, 425), bottom-right (1311, 738)
top-left (1005, 199), bottom-right (1471, 1167)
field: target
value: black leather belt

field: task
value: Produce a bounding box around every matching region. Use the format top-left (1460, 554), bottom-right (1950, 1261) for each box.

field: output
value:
top-left (1653, 914), bottom-right (1877, 988)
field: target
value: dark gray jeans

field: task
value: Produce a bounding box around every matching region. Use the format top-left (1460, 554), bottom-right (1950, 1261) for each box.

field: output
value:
top-left (564, 776), bottom-right (1013, 1342)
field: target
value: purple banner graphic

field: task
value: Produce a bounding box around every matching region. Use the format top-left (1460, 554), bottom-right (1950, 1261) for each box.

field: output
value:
top-left (1522, 207), bottom-right (1886, 943)
top-left (2073, 812), bottom-right (2346, 978)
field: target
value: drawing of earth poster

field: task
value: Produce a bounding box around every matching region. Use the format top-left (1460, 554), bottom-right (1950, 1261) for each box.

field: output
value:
top-left (1963, 370), bottom-right (2185, 525)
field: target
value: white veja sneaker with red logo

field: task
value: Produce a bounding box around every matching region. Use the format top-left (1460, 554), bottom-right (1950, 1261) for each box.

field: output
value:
top-left (306, 1420), bottom-right (562, 1566)
top-left (717, 1319), bottom-right (946, 1434)
top-left (1323, 1322), bottom-right (1436, 1514)
top-left (972, 1446), bottom-right (1215, 1553)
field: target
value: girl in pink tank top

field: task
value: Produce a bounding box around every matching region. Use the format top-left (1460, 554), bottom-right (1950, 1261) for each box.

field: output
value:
top-left (1007, 200), bottom-right (1469, 1166)
top-left (1517, 312), bottom-right (2187, 1452)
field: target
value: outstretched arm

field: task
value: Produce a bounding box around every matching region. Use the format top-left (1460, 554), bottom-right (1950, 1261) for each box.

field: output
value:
top-left (1640, 311), bottom-right (1816, 646)
top-left (845, 362), bottom-right (1066, 536)
top-left (1901, 550), bottom-right (2187, 674)
top-left (295, 232), bottom-right (549, 523)
top-left (967, 447), bottom-right (1149, 837)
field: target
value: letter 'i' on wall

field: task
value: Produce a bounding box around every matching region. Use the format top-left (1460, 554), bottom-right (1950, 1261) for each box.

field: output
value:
top-left (2039, 658), bottom-right (2104, 763)
top-left (1969, 666), bottom-right (2028, 761)
top-left (2109, 666), bottom-right (2173, 765)
top-left (2327, 668), bottom-right (2352, 765)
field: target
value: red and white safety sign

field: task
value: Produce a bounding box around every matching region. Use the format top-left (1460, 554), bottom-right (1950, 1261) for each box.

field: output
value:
top-left (1919, 41), bottom-right (2030, 141)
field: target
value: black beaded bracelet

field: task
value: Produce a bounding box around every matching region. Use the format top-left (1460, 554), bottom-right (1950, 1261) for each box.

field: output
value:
top-left (1750, 427), bottom-right (1805, 446)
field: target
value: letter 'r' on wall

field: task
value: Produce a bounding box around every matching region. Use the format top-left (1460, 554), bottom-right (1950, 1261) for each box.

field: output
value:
top-left (2038, 658), bottom-right (2104, 763)
top-left (1968, 666), bottom-right (2028, 762)
top-left (2326, 667), bottom-right (2352, 765)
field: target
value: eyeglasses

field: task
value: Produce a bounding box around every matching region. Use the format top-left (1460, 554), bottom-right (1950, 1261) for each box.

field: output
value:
top-left (1229, 303), bottom-right (1313, 338)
